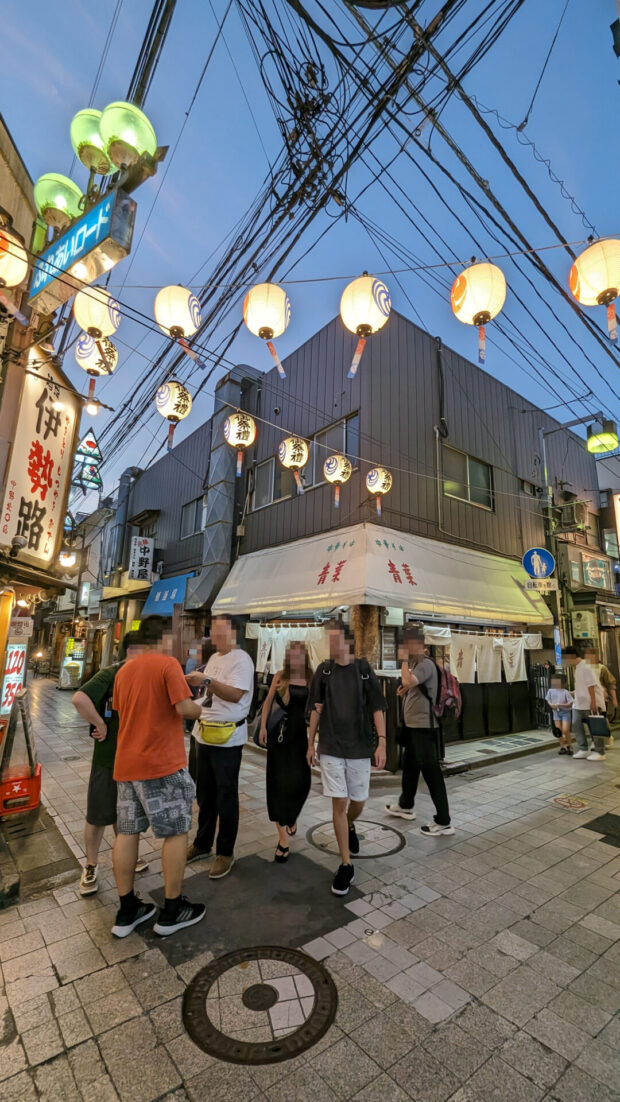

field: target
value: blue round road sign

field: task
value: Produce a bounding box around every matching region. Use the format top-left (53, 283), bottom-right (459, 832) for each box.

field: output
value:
top-left (522, 547), bottom-right (555, 579)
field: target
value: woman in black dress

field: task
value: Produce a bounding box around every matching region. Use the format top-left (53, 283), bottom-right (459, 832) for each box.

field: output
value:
top-left (260, 642), bottom-right (313, 862)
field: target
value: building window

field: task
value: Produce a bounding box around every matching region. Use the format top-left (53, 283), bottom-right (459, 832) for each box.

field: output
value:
top-left (443, 445), bottom-right (493, 510)
top-left (604, 529), bottom-right (619, 559)
top-left (302, 413), bottom-right (359, 488)
top-left (180, 497), bottom-right (204, 539)
top-left (600, 490), bottom-right (609, 508)
top-left (520, 479), bottom-right (536, 496)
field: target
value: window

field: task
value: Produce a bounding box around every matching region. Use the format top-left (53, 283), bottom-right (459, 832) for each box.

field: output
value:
top-left (253, 460), bottom-right (273, 510)
top-left (180, 497), bottom-right (204, 539)
top-left (443, 445), bottom-right (493, 510)
top-left (604, 529), bottom-right (619, 559)
top-left (302, 414), bottom-right (360, 488)
top-left (520, 479), bottom-right (536, 497)
top-left (600, 490), bottom-right (609, 508)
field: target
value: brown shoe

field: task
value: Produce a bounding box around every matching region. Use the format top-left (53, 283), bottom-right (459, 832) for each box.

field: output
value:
top-left (187, 844), bottom-right (210, 865)
top-left (209, 855), bottom-right (234, 879)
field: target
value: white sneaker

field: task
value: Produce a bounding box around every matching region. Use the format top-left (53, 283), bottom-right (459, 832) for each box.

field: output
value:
top-left (135, 857), bottom-right (149, 873)
top-left (607, 735), bottom-right (614, 748)
top-left (79, 864), bottom-right (98, 896)
top-left (421, 821), bottom-right (455, 837)
top-left (386, 803), bottom-right (416, 821)
top-left (572, 750), bottom-right (589, 759)
top-left (587, 752), bottom-right (605, 761)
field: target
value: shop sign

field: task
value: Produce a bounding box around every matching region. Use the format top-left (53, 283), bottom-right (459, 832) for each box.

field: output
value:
top-left (75, 428), bottom-right (103, 463)
top-left (1, 642), bottom-right (27, 716)
top-left (553, 626), bottom-right (562, 669)
top-left (525, 578), bottom-right (558, 592)
top-left (9, 617), bottom-right (34, 639)
top-left (128, 536), bottom-right (154, 581)
top-left (581, 553), bottom-right (612, 591)
top-left (0, 367), bottom-right (80, 567)
top-left (100, 601), bottom-right (118, 621)
top-left (570, 560), bottom-right (581, 584)
top-left (522, 547), bottom-right (555, 579)
top-left (79, 581), bottom-right (91, 608)
top-left (88, 587), bottom-right (101, 614)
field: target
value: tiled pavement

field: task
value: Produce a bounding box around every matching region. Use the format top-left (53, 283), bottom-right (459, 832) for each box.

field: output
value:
top-left (0, 678), bottom-right (619, 1101)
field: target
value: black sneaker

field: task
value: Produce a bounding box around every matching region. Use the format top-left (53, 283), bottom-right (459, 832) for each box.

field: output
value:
top-left (153, 897), bottom-right (206, 937)
top-left (348, 824), bottom-right (360, 856)
top-left (111, 899), bottom-right (156, 938)
top-left (331, 863), bottom-right (355, 896)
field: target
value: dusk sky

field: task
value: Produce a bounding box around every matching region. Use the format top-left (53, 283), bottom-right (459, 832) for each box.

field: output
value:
top-left (2, 0), bottom-right (619, 503)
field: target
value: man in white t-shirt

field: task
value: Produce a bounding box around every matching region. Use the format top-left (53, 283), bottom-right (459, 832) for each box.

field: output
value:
top-left (564, 646), bottom-right (607, 760)
top-left (186, 616), bottom-right (254, 878)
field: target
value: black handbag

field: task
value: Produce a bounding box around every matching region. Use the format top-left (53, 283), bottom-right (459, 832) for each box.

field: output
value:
top-left (585, 713), bottom-right (611, 738)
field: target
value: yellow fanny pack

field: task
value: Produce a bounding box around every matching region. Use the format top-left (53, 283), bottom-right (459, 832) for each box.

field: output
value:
top-left (198, 720), bottom-right (238, 745)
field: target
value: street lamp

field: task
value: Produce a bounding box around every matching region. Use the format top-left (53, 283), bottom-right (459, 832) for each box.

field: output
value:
top-left (33, 173), bottom-right (83, 231)
top-left (70, 108), bottom-right (112, 174)
top-left (58, 548), bottom-right (77, 570)
top-left (99, 101), bottom-right (157, 168)
top-left (587, 420), bottom-right (619, 454)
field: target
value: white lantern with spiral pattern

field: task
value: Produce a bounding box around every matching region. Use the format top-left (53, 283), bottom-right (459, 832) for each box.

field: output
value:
top-left (340, 274), bottom-right (391, 378)
top-left (224, 411), bottom-right (257, 476)
top-left (243, 282), bottom-right (291, 378)
top-left (323, 454), bottom-right (352, 508)
top-left (155, 380), bottom-right (192, 451)
top-left (154, 285), bottom-right (202, 340)
top-left (366, 466), bottom-right (392, 517)
top-left (278, 435), bottom-right (309, 494)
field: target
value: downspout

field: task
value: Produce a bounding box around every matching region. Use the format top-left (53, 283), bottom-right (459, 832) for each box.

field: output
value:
top-left (433, 337), bottom-right (449, 537)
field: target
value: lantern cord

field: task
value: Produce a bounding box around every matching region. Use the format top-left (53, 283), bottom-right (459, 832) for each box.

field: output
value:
top-left (516, 0), bottom-right (571, 132)
top-left (477, 325), bottom-right (485, 365)
top-left (348, 337), bottom-right (366, 379)
top-left (266, 340), bottom-right (286, 379)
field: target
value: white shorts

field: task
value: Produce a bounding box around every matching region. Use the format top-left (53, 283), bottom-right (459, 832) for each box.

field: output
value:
top-left (319, 755), bottom-right (371, 801)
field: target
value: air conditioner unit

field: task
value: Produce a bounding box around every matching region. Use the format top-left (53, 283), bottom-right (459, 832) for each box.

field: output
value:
top-left (559, 501), bottom-right (589, 531)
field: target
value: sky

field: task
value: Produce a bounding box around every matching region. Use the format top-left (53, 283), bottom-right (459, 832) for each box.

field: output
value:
top-left (2, 0), bottom-right (620, 506)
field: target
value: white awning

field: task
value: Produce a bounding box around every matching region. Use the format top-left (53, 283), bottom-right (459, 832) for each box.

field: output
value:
top-left (212, 522), bottom-right (552, 626)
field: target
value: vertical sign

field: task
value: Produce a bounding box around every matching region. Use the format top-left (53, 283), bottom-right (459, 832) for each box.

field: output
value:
top-left (1, 642), bottom-right (28, 716)
top-left (554, 626), bottom-right (562, 671)
top-left (128, 536), bottom-right (154, 581)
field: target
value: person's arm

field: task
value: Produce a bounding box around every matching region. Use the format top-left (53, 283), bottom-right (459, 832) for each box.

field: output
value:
top-left (175, 697), bottom-right (202, 720)
top-left (72, 691), bottom-right (107, 741)
top-left (588, 684), bottom-right (598, 712)
top-left (307, 708), bottom-right (319, 766)
top-left (401, 660), bottom-right (419, 689)
top-left (373, 709), bottom-right (386, 770)
top-left (208, 678), bottom-right (245, 703)
top-left (259, 674), bottom-right (280, 747)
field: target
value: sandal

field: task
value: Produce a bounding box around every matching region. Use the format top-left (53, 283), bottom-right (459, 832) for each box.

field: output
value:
top-left (285, 824), bottom-right (298, 837)
top-left (274, 844), bottom-right (289, 863)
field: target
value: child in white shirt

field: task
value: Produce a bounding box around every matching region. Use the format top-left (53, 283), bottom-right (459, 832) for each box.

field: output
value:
top-left (545, 674), bottom-right (574, 755)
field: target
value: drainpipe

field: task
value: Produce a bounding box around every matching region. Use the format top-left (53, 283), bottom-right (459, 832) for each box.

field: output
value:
top-left (434, 337), bottom-right (449, 537)
top-left (111, 467), bottom-right (142, 578)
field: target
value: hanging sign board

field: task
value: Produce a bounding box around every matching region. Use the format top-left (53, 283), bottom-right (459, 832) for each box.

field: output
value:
top-left (522, 547), bottom-right (555, 579)
top-left (1, 642), bottom-right (28, 716)
top-left (128, 536), bottom-right (154, 582)
top-left (75, 428), bottom-right (103, 463)
top-left (9, 618), bottom-right (34, 639)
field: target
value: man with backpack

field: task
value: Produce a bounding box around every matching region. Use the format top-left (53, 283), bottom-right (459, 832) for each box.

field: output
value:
top-left (386, 625), bottom-right (455, 836)
top-left (307, 621), bottom-right (387, 896)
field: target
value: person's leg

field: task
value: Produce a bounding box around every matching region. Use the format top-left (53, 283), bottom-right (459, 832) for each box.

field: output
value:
top-left (149, 770), bottom-right (205, 936)
top-left (276, 823), bottom-right (289, 848)
top-left (84, 823), bottom-right (106, 866)
top-left (401, 744), bottom-right (420, 810)
top-left (347, 799), bottom-right (365, 827)
top-left (561, 719), bottom-right (572, 750)
top-left (421, 763), bottom-right (451, 826)
top-left (161, 833), bottom-right (188, 898)
top-left (113, 833), bottom-right (140, 895)
top-left (572, 709), bottom-right (589, 753)
top-left (193, 743), bottom-right (218, 853)
top-left (212, 747), bottom-right (243, 856)
top-left (332, 796), bottom-right (351, 864)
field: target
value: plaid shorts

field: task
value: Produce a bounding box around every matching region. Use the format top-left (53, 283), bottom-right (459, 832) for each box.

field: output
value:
top-left (116, 768), bottom-right (195, 838)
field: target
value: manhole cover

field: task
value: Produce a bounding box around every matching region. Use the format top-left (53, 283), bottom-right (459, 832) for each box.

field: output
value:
top-left (182, 946), bottom-right (337, 1065)
top-left (307, 819), bottom-right (405, 859)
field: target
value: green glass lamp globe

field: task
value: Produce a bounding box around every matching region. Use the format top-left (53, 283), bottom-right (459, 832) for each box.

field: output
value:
top-left (70, 109), bottom-right (112, 174)
top-left (99, 102), bottom-right (157, 168)
top-left (33, 174), bottom-right (83, 231)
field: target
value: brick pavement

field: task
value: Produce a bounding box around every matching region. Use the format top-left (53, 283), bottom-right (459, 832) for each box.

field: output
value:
top-left (0, 678), bottom-right (619, 1101)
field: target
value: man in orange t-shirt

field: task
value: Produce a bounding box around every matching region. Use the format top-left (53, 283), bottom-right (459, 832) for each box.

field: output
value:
top-left (111, 617), bottom-right (203, 939)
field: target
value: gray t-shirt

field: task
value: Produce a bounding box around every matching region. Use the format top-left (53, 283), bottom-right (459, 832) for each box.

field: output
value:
top-left (403, 657), bottom-right (438, 729)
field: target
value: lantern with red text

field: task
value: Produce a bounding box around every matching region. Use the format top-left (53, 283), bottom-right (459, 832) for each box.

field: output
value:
top-left (278, 435), bottom-right (309, 494)
top-left (569, 238), bottom-right (620, 340)
top-left (243, 282), bottom-right (290, 378)
top-left (324, 454), bottom-right (352, 508)
top-left (366, 466), bottom-right (392, 517)
top-left (450, 262), bottom-right (506, 364)
top-left (224, 411), bottom-right (257, 476)
top-left (155, 380), bottom-right (192, 451)
top-left (340, 274), bottom-right (391, 378)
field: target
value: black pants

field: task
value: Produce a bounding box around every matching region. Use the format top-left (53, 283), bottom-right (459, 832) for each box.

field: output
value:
top-left (400, 727), bottom-right (451, 826)
top-left (194, 743), bottom-right (243, 857)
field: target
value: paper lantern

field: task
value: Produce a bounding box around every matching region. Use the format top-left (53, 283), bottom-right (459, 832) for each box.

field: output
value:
top-left (70, 109), bottom-right (112, 174)
top-left (587, 420), bottom-right (618, 454)
top-left (340, 274), bottom-right (391, 378)
top-left (0, 228), bottom-right (28, 288)
top-left (569, 238), bottom-right (620, 340)
top-left (278, 435), bottom-right (309, 493)
top-left (99, 101), bottom-right (157, 168)
top-left (224, 411), bottom-right (257, 476)
top-left (323, 453), bottom-right (352, 508)
top-left (58, 548), bottom-right (77, 569)
top-left (243, 282), bottom-right (290, 378)
top-left (33, 173), bottom-right (83, 231)
top-left (75, 334), bottom-right (118, 376)
top-left (450, 262), bottom-right (506, 363)
top-left (155, 380), bottom-right (192, 451)
top-left (73, 286), bottom-right (120, 337)
top-left (366, 466), bottom-right (393, 517)
top-left (154, 285), bottom-right (202, 340)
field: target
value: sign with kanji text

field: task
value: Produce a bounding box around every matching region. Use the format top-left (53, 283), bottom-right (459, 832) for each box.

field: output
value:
top-left (1, 643), bottom-right (28, 716)
top-left (525, 578), bottom-right (558, 592)
top-left (9, 618), bottom-right (33, 639)
top-left (0, 367), bottom-right (80, 566)
top-left (129, 536), bottom-right (154, 582)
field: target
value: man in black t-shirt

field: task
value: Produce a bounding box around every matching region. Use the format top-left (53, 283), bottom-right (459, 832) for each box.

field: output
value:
top-left (307, 622), bottom-right (387, 896)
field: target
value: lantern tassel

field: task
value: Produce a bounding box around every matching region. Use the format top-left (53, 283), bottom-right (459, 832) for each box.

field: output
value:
top-left (178, 337), bottom-right (208, 369)
top-left (478, 325), bottom-right (486, 364)
top-left (236, 449), bottom-right (243, 477)
top-left (167, 423), bottom-right (175, 452)
top-left (607, 303), bottom-right (617, 341)
top-left (334, 485), bottom-right (340, 508)
top-left (294, 470), bottom-right (304, 494)
top-left (266, 340), bottom-right (286, 379)
top-left (87, 378), bottom-right (96, 399)
top-left (376, 495), bottom-right (382, 518)
top-left (348, 337), bottom-right (366, 379)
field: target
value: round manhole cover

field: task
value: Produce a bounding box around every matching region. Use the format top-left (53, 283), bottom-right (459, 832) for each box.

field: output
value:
top-left (307, 818), bottom-right (405, 859)
top-left (182, 946), bottom-right (338, 1065)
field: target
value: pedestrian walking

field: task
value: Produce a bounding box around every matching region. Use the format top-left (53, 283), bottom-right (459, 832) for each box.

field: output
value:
top-left (71, 631), bottom-right (148, 896)
top-left (186, 616), bottom-right (255, 879)
top-left (545, 674), bottom-right (574, 754)
top-left (386, 625), bottom-right (454, 836)
top-left (564, 645), bottom-right (607, 761)
top-left (259, 641), bottom-right (312, 862)
top-left (585, 646), bottom-right (617, 749)
top-left (111, 617), bottom-right (204, 938)
top-left (307, 622), bottom-right (387, 896)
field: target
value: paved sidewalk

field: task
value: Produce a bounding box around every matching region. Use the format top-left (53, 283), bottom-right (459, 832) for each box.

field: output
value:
top-left (0, 678), bottom-right (619, 1101)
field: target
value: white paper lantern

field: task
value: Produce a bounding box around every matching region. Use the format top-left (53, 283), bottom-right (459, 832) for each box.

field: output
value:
top-left (224, 411), bottom-right (257, 476)
top-left (570, 238), bottom-right (620, 339)
top-left (155, 380), bottom-right (192, 450)
top-left (340, 274), bottom-right (391, 378)
top-left (450, 262), bottom-right (506, 363)
top-left (75, 334), bottom-right (118, 376)
top-left (323, 454), bottom-right (352, 508)
top-left (243, 282), bottom-right (290, 378)
top-left (366, 466), bottom-right (393, 517)
top-left (278, 435), bottom-right (309, 493)
top-left (73, 286), bottom-right (120, 337)
top-left (154, 285), bottom-right (202, 339)
top-left (0, 228), bottom-right (28, 288)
